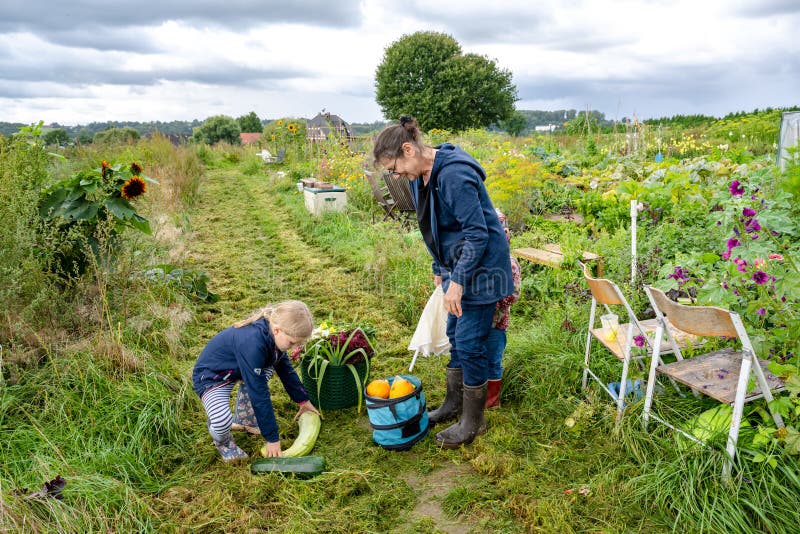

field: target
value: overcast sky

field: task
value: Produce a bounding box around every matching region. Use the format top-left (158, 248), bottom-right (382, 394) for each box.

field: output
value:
top-left (1, 0), bottom-right (797, 126)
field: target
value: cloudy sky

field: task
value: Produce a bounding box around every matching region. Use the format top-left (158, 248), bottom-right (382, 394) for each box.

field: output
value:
top-left (1, 0), bottom-right (797, 126)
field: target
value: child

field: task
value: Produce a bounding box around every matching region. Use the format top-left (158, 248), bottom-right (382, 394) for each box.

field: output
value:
top-left (486, 209), bottom-right (521, 408)
top-left (192, 300), bottom-right (320, 462)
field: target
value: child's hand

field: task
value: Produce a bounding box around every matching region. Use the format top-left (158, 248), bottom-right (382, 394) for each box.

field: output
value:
top-left (263, 441), bottom-right (281, 457)
top-left (295, 400), bottom-right (321, 420)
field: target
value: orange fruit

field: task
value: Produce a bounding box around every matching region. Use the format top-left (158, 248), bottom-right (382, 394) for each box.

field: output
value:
top-left (366, 379), bottom-right (390, 399)
top-left (389, 376), bottom-right (415, 398)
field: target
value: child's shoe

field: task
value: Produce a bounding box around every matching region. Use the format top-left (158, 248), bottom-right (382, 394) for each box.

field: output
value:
top-left (213, 435), bottom-right (249, 463)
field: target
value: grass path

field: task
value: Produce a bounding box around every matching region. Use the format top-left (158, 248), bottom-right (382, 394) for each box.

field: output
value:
top-left (172, 167), bottom-right (478, 533)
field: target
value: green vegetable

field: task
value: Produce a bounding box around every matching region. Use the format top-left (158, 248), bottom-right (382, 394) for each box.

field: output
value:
top-left (282, 412), bottom-right (321, 457)
top-left (250, 455), bottom-right (325, 478)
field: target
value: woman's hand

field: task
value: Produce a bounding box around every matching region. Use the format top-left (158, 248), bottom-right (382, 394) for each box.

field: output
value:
top-left (294, 400), bottom-right (321, 420)
top-left (263, 440), bottom-right (281, 457)
top-left (444, 281), bottom-right (463, 317)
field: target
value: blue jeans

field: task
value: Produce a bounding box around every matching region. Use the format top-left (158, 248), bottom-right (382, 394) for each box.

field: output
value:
top-left (446, 301), bottom-right (496, 386)
top-left (486, 328), bottom-right (507, 380)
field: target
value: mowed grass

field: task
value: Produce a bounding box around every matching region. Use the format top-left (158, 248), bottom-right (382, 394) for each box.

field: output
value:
top-left (4, 160), bottom-right (799, 532)
top-left (162, 166), bottom-right (666, 533)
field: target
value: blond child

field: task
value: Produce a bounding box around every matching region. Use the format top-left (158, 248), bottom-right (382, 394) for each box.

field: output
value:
top-left (192, 301), bottom-right (320, 462)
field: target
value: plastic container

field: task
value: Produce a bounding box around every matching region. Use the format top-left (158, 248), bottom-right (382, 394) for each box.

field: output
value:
top-left (600, 313), bottom-right (619, 341)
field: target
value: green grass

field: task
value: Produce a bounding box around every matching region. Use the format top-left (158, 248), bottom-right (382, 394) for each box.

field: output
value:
top-left (3, 150), bottom-right (800, 532)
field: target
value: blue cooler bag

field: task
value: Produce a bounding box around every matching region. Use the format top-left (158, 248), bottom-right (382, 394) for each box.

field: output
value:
top-left (365, 375), bottom-right (429, 451)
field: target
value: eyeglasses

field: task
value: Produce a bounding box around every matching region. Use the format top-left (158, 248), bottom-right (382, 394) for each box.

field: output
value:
top-left (387, 157), bottom-right (401, 177)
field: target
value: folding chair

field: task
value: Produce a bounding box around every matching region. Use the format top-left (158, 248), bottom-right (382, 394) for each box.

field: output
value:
top-left (580, 262), bottom-right (697, 417)
top-left (365, 171), bottom-right (397, 221)
top-left (642, 286), bottom-right (785, 479)
top-left (382, 172), bottom-right (416, 224)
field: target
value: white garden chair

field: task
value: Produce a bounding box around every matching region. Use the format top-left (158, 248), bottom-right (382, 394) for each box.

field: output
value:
top-left (580, 262), bottom-right (697, 418)
top-left (642, 286), bottom-right (786, 479)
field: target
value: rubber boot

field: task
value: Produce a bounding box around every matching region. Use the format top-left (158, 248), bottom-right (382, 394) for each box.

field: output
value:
top-left (427, 367), bottom-right (463, 426)
top-left (485, 379), bottom-right (502, 409)
top-left (207, 420), bottom-right (248, 463)
top-left (231, 385), bottom-right (261, 434)
top-left (435, 382), bottom-right (488, 449)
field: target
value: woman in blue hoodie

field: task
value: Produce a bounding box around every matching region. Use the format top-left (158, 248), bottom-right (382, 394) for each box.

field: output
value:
top-left (192, 300), bottom-right (320, 462)
top-left (374, 117), bottom-right (513, 448)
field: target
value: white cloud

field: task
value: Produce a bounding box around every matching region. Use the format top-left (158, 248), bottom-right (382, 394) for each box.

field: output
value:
top-left (0, 0), bottom-right (797, 125)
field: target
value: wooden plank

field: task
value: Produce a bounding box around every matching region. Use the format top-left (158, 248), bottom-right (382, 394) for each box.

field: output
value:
top-left (590, 318), bottom-right (703, 361)
top-left (512, 247), bottom-right (565, 268)
top-left (657, 347), bottom-right (785, 404)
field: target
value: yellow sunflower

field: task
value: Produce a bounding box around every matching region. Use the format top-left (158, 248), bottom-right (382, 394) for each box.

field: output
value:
top-left (121, 176), bottom-right (147, 200)
top-left (287, 123), bottom-right (298, 134)
top-left (277, 119), bottom-right (284, 127)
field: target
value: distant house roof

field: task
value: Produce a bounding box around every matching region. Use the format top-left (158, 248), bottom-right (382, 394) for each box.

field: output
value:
top-left (240, 132), bottom-right (262, 144)
top-left (306, 111), bottom-right (352, 142)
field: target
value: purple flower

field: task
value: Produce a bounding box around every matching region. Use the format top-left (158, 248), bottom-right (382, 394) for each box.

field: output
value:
top-left (752, 271), bottom-right (768, 285)
top-left (716, 220), bottom-right (722, 226)
top-left (667, 266), bottom-right (687, 281)
top-left (746, 219), bottom-right (761, 233)
top-left (726, 238), bottom-right (740, 250)
top-left (733, 289), bottom-right (740, 296)
top-left (634, 335), bottom-right (646, 348)
top-left (751, 233), bottom-right (759, 240)
top-left (733, 227), bottom-right (740, 236)
top-left (756, 308), bottom-right (766, 316)
top-left (722, 250), bottom-right (731, 260)
top-left (729, 180), bottom-right (745, 196)
top-left (742, 207), bottom-right (756, 218)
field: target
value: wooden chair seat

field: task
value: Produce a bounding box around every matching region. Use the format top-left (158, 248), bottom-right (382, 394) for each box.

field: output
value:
top-left (656, 347), bottom-right (784, 404)
top-left (589, 318), bottom-right (702, 361)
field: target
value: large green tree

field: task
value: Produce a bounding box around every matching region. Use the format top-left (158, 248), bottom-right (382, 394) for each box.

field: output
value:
top-left (192, 115), bottom-right (241, 145)
top-left (375, 32), bottom-right (517, 132)
top-left (237, 111), bottom-right (262, 133)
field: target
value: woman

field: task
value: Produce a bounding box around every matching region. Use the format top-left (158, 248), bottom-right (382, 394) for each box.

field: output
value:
top-left (373, 117), bottom-right (513, 448)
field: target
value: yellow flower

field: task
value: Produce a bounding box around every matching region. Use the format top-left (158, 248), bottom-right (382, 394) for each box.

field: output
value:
top-left (277, 119), bottom-right (284, 127)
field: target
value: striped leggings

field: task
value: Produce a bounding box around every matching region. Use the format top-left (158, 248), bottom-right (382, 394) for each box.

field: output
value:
top-left (201, 381), bottom-right (236, 443)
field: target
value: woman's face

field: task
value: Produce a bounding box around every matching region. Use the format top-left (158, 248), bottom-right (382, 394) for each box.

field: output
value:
top-left (381, 144), bottom-right (418, 181)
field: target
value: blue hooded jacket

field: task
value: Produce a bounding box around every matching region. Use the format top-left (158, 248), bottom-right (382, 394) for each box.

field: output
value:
top-left (409, 144), bottom-right (513, 305)
top-left (192, 318), bottom-right (308, 442)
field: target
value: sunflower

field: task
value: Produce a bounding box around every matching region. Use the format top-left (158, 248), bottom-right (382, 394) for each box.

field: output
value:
top-left (287, 123), bottom-right (298, 134)
top-left (276, 119), bottom-right (284, 127)
top-left (101, 160), bottom-right (111, 179)
top-left (121, 176), bottom-right (146, 200)
top-left (130, 161), bottom-right (143, 175)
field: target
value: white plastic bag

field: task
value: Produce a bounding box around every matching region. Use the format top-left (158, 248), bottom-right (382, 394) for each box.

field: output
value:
top-left (408, 285), bottom-right (450, 371)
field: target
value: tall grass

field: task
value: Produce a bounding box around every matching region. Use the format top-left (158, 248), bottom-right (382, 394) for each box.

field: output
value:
top-left (0, 350), bottom-right (198, 532)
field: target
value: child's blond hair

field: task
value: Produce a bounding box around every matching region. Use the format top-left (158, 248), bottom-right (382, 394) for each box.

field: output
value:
top-left (233, 300), bottom-right (314, 339)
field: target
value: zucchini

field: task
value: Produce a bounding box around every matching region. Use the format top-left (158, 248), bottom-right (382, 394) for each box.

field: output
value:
top-left (282, 412), bottom-right (321, 457)
top-left (250, 455), bottom-right (325, 478)
top-left (259, 412), bottom-right (321, 458)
